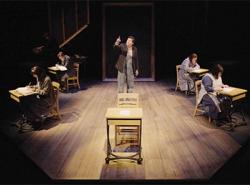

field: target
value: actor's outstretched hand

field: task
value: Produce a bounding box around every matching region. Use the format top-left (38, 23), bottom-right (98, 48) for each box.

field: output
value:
top-left (135, 70), bottom-right (139, 77)
top-left (116, 36), bottom-right (121, 43)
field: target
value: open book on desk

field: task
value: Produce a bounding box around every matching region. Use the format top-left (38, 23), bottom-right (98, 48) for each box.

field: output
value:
top-left (191, 68), bottom-right (209, 74)
top-left (49, 65), bottom-right (67, 71)
top-left (16, 87), bottom-right (37, 96)
top-left (221, 87), bottom-right (234, 93)
top-left (55, 64), bottom-right (67, 71)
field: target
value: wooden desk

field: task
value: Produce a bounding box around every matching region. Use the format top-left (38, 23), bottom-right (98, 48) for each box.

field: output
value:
top-left (219, 87), bottom-right (248, 122)
top-left (48, 66), bottom-right (66, 83)
top-left (219, 87), bottom-right (247, 101)
top-left (184, 68), bottom-right (209, 95)
top-left (48, 66), bottom-right (65, 75)
top-left (9, 89), bottom-right (37, 103)
top-left (191, 68), bottom-right (209, 77)
top-left (9, 88), bottom-right (38, 131)
top-left (105, 107), bottom-right (143, 164)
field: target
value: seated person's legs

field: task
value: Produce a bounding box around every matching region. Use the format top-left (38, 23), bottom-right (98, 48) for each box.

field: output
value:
top-left (217, 95), bottom-right (232, 122)
top-left (202, 95), bottom-right (219, 120)
top-left (19, 96), bottom-right (52, 131)
top-left (60, 73), bottom-right (69, 90)
top-left (202, 94), bottom-right (233, 130)
top-left (187, 75), bottom-right (195, 93)
top-left (19, 96), bottom-right (38, 131)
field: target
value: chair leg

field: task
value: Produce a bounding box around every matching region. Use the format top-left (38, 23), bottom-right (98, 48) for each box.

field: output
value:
top-left (193, 105), bottom-right (198, 117)
top-left (208, 116), bottom-right (211, 123)
top-left (77, 79), bottom-right (80, 89)
top-left (66, 79), bottom-right (69, 92)
top-left (55, 105), bottom-right (61, 120)
top-left (57, 113), bottom-right (61, 120)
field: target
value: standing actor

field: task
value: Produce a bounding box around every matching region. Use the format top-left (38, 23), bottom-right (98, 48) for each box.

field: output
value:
top-left (114, 35), bottom-right (139, 93)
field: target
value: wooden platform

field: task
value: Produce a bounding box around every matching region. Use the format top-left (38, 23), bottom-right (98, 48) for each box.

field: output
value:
top-left (2, 81), bottom-right (250, 180)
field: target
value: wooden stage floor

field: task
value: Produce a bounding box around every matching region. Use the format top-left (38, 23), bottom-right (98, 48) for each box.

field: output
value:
top-left (1, 81), bottom-right (250, 180)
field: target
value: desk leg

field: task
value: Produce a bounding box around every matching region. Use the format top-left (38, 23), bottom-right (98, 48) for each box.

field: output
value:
top-left (230, 99), bottom-right (247, 126)
top-left (18, 102), bottom-right (28, 132)
top-left (137, 120), bottom-right (143, 164)
top-left (105, 119), bottom-right (110, 164)
top-left (240, 100), bottom-right (246, 122)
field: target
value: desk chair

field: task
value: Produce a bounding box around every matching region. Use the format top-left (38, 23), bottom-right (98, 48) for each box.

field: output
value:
top-left (175, 65), bottom-right (189, 95)
top-left (193, 80), bottom-right (211, 122)
top-left (66, 63), bottom-right (80, 92)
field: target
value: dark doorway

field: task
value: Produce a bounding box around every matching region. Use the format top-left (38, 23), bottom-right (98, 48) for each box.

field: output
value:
top-left (102, 3), bottom-right (155, 81)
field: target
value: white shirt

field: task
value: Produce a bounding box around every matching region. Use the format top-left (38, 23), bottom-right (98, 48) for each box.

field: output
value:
top-left (127, 48), bottom-right (133, 57)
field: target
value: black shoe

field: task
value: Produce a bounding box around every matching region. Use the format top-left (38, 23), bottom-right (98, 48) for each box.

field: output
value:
top-left (19, 128), bottom-right (34, 133)
top-left (19, 123), bottom-right (34, 133)
top-left (33, 116), bottom-right (46, 130)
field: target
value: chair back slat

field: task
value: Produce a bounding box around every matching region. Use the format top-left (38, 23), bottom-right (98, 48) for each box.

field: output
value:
top-left (117, 93), bottom-right (139, 108)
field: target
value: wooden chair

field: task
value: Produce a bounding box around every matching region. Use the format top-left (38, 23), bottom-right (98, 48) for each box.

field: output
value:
top-left (66, 63), bottom-right (80, 92)
top-left (193, 80), bottom-right (211, 122)
top-left (117, 93), bottom-right (139, 108)
top-left (51, 81), bottom-right (61, 119)
top-left (175, 65), bottom-right (181, 91)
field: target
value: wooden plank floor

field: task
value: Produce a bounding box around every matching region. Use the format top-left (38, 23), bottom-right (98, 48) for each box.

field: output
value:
top-left (12, 81), bottom-right (250, 180)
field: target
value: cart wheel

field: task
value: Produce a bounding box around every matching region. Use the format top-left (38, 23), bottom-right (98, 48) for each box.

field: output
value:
top-left (105, 157), bottom-right (109, 164)
top-left (137, 158), bottom-right (143, 164)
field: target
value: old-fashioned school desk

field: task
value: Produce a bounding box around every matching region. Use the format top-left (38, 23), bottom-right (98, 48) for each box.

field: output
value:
top-left (191, 68), bottom-right (209, 78)
top-left (9, 87), bottom-right (37, 103)
top-left (219, 86), bottom-right (248, 123)
top-left (9, 87), bottom-right (38, 131)
top-left (48, 65), bottom-right (67, 75)
top-left (105, 107), bottom-right (143, 164)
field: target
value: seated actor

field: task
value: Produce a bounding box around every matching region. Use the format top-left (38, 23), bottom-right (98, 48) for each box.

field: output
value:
top-left (178, 53), bottom-right (200, 93)
top-left (197, 64), bottom-right (233, 130)
top-left (19, 66), bottom-right (55, 132)
top-left (57, 51), bottom-right (76, 90)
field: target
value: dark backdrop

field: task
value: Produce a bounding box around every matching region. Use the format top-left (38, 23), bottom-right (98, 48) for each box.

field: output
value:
top-left (1, 1), bottom-right (250, 111)
top-left (104, 5), bottom-right (152, 79)
top-left (1, 1), bottom-right (250, 183)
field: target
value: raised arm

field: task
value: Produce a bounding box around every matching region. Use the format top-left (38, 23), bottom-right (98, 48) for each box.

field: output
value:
top-left (113, 36), bottom-right (122, 50)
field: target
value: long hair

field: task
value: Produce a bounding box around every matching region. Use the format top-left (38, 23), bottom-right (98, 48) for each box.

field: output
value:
top-left (31, 66), bottom-right (46, 81)
top-left (211, 64), bottom-right (224, 79)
